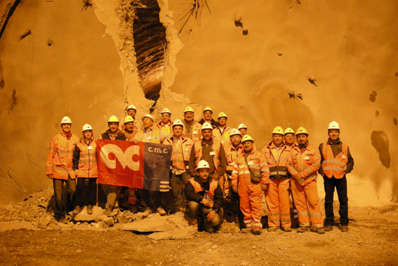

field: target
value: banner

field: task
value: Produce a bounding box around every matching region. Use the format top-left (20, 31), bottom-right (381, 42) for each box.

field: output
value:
top-left (96, 139), bottom-right (172, 191)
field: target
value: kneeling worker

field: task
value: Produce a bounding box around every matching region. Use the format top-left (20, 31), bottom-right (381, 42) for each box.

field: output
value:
top-left (185, 160), bottom-right (223, 233)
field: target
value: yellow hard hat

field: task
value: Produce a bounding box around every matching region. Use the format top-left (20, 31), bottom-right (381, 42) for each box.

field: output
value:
top-left (60, 116), bottom-right (72, 124)
top-left (218, 112), bottom-right (228, 119)
top-left (203, 106), bottom-right (213, 113)
top-left (272, 126), bottom-right (284, 135)
top-left (127, 105), bottom-right (136, 111)
top-left (172, 119), bottom-right (184, 128)
top-left (238, 123), bottom-right (247, 130)
top-left (108, 115), bottom-right (119, 123)
top-left (328, 121), bottom-right (340, 130)
top-left (82, 124), bottom-right (92, 131)
top-left (284, 127), bottom-right (295, 135)
top-left (196, 160), bottom-right (210, 170)
top-left (201, 122), bottom-right (213, 130)
top-left (229, 128), bottom-right (241, 137)
top-left (161, 108), bottom-right (171, 114)
top-left (124, 115), bottom-right (134, 124)
top-left (142, 114), bottom-right (154, 121)
top-left (296, 127), bottom-right (309, 135)
top-left (242, 134), bottom-right (254, 143)
top-left (184, 106), bottom-right (194, 113)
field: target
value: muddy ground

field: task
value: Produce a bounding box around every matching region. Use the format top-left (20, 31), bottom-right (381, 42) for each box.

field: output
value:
top-left (0, 190), bottom-right (397, 266)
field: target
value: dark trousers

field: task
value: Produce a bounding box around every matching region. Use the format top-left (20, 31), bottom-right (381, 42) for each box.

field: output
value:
top-left (74, 178), bottom-right (97, 207)
top-left (170, 171), bottom-right (191, 212)
top-left (142, 190), bottom-right (163, 209)
top-left (323, 176), bottom-right (348, 226)
top-left (53, 177), bottom-right (76, 219)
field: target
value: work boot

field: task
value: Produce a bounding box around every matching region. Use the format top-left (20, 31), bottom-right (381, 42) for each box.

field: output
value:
top-left (104, 207), bottom-right (113, 217)
top-left (141, 207), bottom-right (152, 218)
top-left (282, 227), bottom-right (292, 232)
top-left (128, 204), bottom-right (138, 214)
top-left (252, 227), bottom-right (262, 235)
top-left (157, 206), bottom-right (167, 216)
top-left (339, 225), bottom-right (349, 232)
top-left (324, 225), bottom-right (333, 231)
top-left (267, 226), bottom-right (278, 232)
top-left (188, 218), bottom-right (198, 226)
top-left (241, 227), bottom-right (252, 233)
top-left (58, 216), bottom-right (67, 224)
top-left (296, 226), bottom-right (310, 233)
top-left (87, 205), bottom-right (93, 215)
top-left (72, 206), bottom-right (82, 215)
top-left (316, 227), bottom-right (326, 234)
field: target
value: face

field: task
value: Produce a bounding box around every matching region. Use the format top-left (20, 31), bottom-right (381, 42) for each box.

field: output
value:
top-left (161, 113), bottom-right (171, 124)
top-left (296, 134), bottom-right (308, 146)
top-left (239, 128), bottom-right (247, 136)
top-left (272, 134), bottom-right (283, 146)
top-left (142, 117), bottom-right (153, 129)
top-left (243, 141), bottom-right (254, 153)
top-left (203, 111), bottom-right (212, 120)
top-left (83, 130), bottom-right (93, 139)
top-left (125, 122), bottom-right (134, 132)
top-left (184, 111), bottom-right (194, 122)
top-left (173, 125), bottom-right (183, 138)
top-left (202, 129), bottom-right (213, 140)
top-left (198, 168), bottom-right (210, 182)
top-left (230, 135), bottom-right (242, 147)
top-left (284, 133), bottom-right (295, 145)
top-left (127, 109), bottom-right (136, 117)
top-left (218, 117), bottom-right (227, 127)
top-left (108, 122), bottom-right (119, 133)
top-left (61, 123), bottom-right (71, 133)
top-left (328, 129), bottom-right (340, 141)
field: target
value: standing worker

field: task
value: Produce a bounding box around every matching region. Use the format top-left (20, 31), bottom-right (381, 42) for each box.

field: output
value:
top-left (319, 121), bottom-right (354, 232)
top-left (262, 126), bottom-right (296, 232)
top-left (125, 104), bottom-right (142, 131)
top-left (290, 127), bottom-right (325, 234)
top-left (199, 106), bottom-right (219, 128)
top-left (213, 112), bottom-right (232, 145)
top-left (284, 127), bottom-right (296, 148)
top-left (46, 116), bottom-right (79, 223)
top-left (182, 106), bottom-right (202, 142)
top-left (231, 135), bottom-right (270, 235)
top-left (157, 108), bottom-right (173, 137)
top-left (72, 124), bottom-right (98, 216)
top-left (237, 124), bottom-right (248, 136)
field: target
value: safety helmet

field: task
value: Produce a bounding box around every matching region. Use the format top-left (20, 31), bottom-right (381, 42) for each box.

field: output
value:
top-left (296, 127), bottom-right (309, 136)
top-left (184, 106), bottom-right (194, 113)
top-left (238, 123), bottom-right (247, 130)
top-left (142, 114), bottom-right (154, 121)
top-left (218, 112), bottom-right (228, 119)
top-left (82, 124), bottom-right (93, 132)
top-left (196, 160), bottom-right (210, 170)
top-left (328, 121), bottom-right (340, 130)
top-left (284, 127), bottom-right (295, 135)
top-left (127, 105), bottom-right (136, 111)
top-left (60, 116), bottom-right (72, 124)
top-left (272, 126), bottom-right (284, 135)
top-left (201, 122), bottom-right (213, 130)
top-left (229, 128), bottom-right (241, 137)
top-left (124, 115), bottom-right (134, 124)
top-left (161, 108), bottom-right (171, 114)
top-left (108, 115), bottom-right (119, 123)
top-left (172, 119), bottom-right (184, 128)
top-left (203, 106), bottom-right (213, 113)
top-left (242, 135), bottom-right (254, 143)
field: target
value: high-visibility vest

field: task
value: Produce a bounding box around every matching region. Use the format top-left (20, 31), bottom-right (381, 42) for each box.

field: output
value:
top-left (322, 142), bottom-right (348, 179)
top-left (188, 178), bottom-right (218, 207)
top-left (291, 144), bottom-right (320, 179)
top-left (193, 140), bottom-right (221, 171)
top-left (157, 120), bottom-right (173, 136)
top-left (182, 121), bottom-right (202, 142)
top-left (135, 127), bottom-right (162, 144)
top-left (224, 142), bottom-right (242, 172)
top-left (46, 131), bottom-right (79, 180)
top-left (76, 139), bottom-right (98, 178)
top-left (213, 127), bottom-right (232, 146)
top-left (262, 142), bottom-right (291, 179)
top-left (231, 150), bottom-right (269, 185)
top-left (163, 136), bottom-right (193, 170)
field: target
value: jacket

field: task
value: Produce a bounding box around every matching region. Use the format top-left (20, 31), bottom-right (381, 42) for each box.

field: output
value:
top-left (290, 143), bottom-right (320, 180)
top-left (73, 138), bottom-right (98, 178)
top-left (101, 129), bottom-right (126, 140)
top-left (319, 138), bottom-right (354, 178)
top-left (261, 142), bottom-right (297, 179)
top-left (185, 176), bottom-right (223, 212)
top-left (163, 136), bottom-right (193, 170)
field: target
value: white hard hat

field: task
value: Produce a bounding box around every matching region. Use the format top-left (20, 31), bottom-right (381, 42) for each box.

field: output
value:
top-left (203, 106), bottom-right (213, 113)
top-left (229, 128), bottom-right (241, 137)
top-left (172, 119), bottom-right (184, 128)
top-left (201, 122), bottom-right (213, 130)
top-left (272, 126), bottom-right (284, 135)
top-left (242, 135), bottom-right (254, 143)
top-left (82, 124), bottom-right (93, 132)
top-left (218, 112), bottom-right (227, 119)
top-left (296, 127), bottom-right (309, 135)
top-left (142, 114), bottom-right (154, 121)
top-left (127, 105), bottom-right (136, 111)
top-left (61, 116), bottom-right (72, 124)
top-left (161, 108), bottom-right (171, 114)
top-left (108, 115), bottom-right (119, 123)
top-left (124, 115), bottom-right (134, 124)
top-left (196, 160), bottom-right (210, 170)
top-left (184, 106), bottom-right (194, 113)
top-left (284, 127), bottom-right (295, 135)
top-left (238, 123), bottom-right (247, 130)
top-left (328, 121), bottom-right (340, 130)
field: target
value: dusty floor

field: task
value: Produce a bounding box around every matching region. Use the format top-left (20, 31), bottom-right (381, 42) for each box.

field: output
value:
top-left (0, 190), bottom-right (397, 266)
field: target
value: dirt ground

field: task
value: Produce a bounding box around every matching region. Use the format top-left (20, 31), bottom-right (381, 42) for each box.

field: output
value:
top-left (0, 190), bottom-right (397, 266)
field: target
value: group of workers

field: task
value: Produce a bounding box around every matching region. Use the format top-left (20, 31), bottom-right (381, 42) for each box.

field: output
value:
top-left (46, 105), bottom-right (354, 235)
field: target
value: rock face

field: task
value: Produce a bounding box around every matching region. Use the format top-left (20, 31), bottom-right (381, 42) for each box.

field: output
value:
top-left (0, 0), bottom-right (397, 205)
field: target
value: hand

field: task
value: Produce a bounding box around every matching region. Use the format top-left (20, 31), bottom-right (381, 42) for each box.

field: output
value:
top-left (298, 178), bottom-right (305, 186)
top-left (261, 184), bottom-right (267, 191)
top-left (212, 174), bottom-right (219, 180)
top-left (232, 184), bottom-right (238, 193)
top-left (206, 210), bottom-right (216, 221)
top-left (201, 198), bottom-right (212, 207)
top-left (47, 174), bottom-right (54, 179)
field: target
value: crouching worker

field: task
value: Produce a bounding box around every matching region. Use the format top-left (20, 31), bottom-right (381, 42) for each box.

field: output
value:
top-left (185, 160), bottom-right (223, 233)
top-left (72, 124), bottom-right (98, 216)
